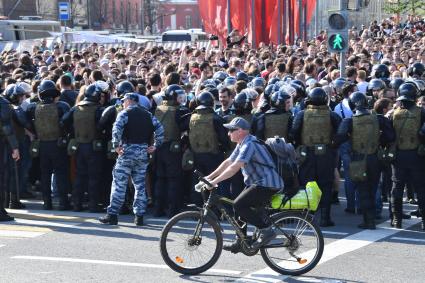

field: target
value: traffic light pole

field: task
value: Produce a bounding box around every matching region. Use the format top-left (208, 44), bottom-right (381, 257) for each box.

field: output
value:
top-left (339, 0), bottom-right (348, 78)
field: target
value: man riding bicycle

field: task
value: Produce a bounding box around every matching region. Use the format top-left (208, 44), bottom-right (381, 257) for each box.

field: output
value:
top-left (205, 117), bottom-right (284, 253)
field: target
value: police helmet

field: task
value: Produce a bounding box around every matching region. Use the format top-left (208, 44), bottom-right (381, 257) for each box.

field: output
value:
top-left (389, 78), bottom-right (404, 93)
top-left (331, 77), bottom-right (347, 95)
top-left (306, 87), bottom-right (328, 106)
top-left (372, 64), bottom-right (390, 79)
top-left (204, 87), bottom-right (219, 101)
top-left (4, 84), bottom-right (26, 104)
top-left (223, 77), bottom-right (237, 87)
top-left (116, 80), bottom-right (135, 97)
top-left (264, 84), bottom-right (279, 102)
top-left (270, 90), bottom-right (291, 108)
top-left (413, 79), bottom-right (425, 97)
top-left (213, 71), bottom-right (228, 82)
top-left (368, 78), bottom-right (386, 91)
top-left (236, 71), bottom-right (249, 82)
top-left (241, 88), bottom-right (259, 102)
top-left (196, 91), bottom-right (214, 108)
top-left (233, 92), bottom-right (252, 111)
top-left (202, 79), bottom-right (217, 88)
top-left (283, 75), bottom-right (295, 83)
top-left (349, 91), bottom-right (368, 110)
top-left (249, 77), bottom-right (266, 89)
top-left (84, 83), bottom-right (102, 102)
top-left (291, 79), bottom-right (306, 90)
top-left (396, 82), bottom-right (419, 102)
top-left (411, 62), bottom-right (425, 77)
top-left (267, 77), bottom-right (280, 86)
top-left (164, 84), bottom-right (185, 101)
top-left (38, 79), bottom-right (60, 99)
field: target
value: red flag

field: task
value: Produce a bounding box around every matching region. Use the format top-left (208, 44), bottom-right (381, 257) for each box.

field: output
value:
top-left (198, 0), bottom-right (228, 44)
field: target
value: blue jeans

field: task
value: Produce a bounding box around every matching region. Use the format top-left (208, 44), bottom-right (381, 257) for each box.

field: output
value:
top-left (339, 142), bottom-right (359, 210)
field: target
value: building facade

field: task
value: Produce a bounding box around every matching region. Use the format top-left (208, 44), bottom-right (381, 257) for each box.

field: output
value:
top-left (0, 0), bottom-right (37, 19)
top-left (157, 0), bottom-right (201, 32)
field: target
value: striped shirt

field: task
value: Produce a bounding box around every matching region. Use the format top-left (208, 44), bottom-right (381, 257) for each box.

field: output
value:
top-left (230, 135), bottom-right (284, 190)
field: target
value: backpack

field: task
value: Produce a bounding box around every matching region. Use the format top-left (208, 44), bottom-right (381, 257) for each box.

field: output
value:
top-left (254, 137), bottom-right (299, 194)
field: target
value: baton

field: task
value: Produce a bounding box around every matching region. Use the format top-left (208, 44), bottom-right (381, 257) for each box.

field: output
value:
top-left (14, 160), bottom-right (20, 202)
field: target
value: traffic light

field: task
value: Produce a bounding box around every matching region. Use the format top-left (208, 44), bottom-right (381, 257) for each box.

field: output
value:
top-left (327, 12), bottom-right (349, 53)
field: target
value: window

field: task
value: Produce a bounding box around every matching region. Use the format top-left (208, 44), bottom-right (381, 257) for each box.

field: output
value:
top-left (185, 15), bottom-right (192, 29)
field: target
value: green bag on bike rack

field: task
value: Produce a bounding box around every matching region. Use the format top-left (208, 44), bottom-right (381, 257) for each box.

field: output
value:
top-left (271, 181), bottom-right (322, 211)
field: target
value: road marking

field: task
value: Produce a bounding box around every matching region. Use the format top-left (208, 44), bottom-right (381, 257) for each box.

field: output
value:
top-left (391, 237), bottom-right (425, 243)
top-left (13, 218), bottom-right (78, 229)
top-left (0, 230), bottom-right (46, 238)
top-left (8, 210), bottom-right (85, 221)
top-left (236, 218), bottom-right (421, 282)
top-left (146, 218), bottom-right (348, 236)
top-left (0, 225), bottom-right (51, 232)
top-left (11, 256), bottom-right (242, 275)
top-left (0, 245), bottom-right (4, 248)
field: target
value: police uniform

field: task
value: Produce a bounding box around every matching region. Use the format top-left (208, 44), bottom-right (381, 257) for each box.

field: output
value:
top-left (390, 96), bottom-right (425, 229)
top-left (61, 86), bottom-right (105, 212)
top-left (26, 80), bottom-right (70, 210)
top-left (290, 88), bottom-right (341, 227)
top-left (154, 90), bottom-right (188, 217)
top-left (100, 93), bottom-right (164, 225)
top-left (335, 92), bottom-right (395, 229)
top-left (0, 95), bottom-right (18, 221)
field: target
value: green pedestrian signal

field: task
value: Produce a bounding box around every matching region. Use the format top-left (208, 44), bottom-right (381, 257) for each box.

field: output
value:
top-left (328, 33), bottom-right (346, 52)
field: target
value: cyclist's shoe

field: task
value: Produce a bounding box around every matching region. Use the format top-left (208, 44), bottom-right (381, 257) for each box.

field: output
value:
top-left (251, 227), bottom-right (276, 250)
top-left (223, 238), bottom-right (242, 254)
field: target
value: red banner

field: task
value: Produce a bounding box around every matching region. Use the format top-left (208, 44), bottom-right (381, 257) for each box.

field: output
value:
top-left (198, 0), bottom-right (228, 44)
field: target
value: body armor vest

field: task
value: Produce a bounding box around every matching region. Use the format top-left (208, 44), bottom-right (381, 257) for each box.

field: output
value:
top-left (301, 105), bottom-right (332, 146)
top-left (74, 104), bottom-right (98, 143)
top-left (122, 107), bottom-right (154, 144)
top-left (264, 112), bottom-right (290, 139)
top-left (393, 106), bottom-right (421, 150)
top-left (12, 119), bottom-right (25, 141)
top-left (34, 103), bottom-right (61, 141)
top-left (189, 110), bottom-right (219, 153)
top-left (352, 114), bottom-right (380, 154)
top-left (155, 102), bottom-right (179, 142)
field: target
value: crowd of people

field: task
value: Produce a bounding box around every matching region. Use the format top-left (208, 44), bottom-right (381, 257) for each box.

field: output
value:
top-left (0, 15), bottom-right (424, 230)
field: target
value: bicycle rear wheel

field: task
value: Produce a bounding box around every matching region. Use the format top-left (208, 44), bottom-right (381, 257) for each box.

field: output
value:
top-left (260, 211), bottom-right (324, 276)
top-left (159, 211), bottom-right (223, 275)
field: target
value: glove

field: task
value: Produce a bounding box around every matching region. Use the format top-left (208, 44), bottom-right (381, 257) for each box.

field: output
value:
top-left (194, 181), bottom-right (205, 192)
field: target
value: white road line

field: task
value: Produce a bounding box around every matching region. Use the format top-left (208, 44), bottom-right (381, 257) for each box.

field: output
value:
top-left (391, 237), bottom-right (425, 243)
top-left (11, 256), bottom-right (242, 276)
top-left (0, 230), bottom-right (46, 238)
top-left (13, 218), bottom-right (78, 228)
top-left (146, 218), bottom-right (348, 236)
top-left (0, 245), bottom-right (5, 248)
top-left (236, 218), bottom-right (421, 283)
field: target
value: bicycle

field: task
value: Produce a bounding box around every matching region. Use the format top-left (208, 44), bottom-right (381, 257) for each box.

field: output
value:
top-left (159, 170), bottom-right (324, 276)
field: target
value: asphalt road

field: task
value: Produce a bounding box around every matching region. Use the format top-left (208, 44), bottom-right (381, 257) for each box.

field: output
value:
top-left (0, 195), bottom-right (424, 283)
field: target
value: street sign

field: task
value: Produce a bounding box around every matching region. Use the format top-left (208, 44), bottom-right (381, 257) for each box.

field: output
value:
top-left (58, 2), bottom-right (70, 21)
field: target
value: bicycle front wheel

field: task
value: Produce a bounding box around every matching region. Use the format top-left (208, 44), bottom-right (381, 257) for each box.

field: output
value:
top-left (159, 211), bottom-right (223, 275)
top-left (260, 211), bottom-right (324, 276)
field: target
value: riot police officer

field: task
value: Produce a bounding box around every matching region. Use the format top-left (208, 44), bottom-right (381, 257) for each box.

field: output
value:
top-left (253, 90), bottom-right (293, 141)
top-left (26, 80), bottom-right (70, 210)
top-left (3, 84), bottom-right (32, 209)
top-left (367, 79), bottom-right (386, 108)
top-left (153, 84), bottom-right (189, 217)
top-left (99, 93), bottom-right (164, 225)
top-left (389, 83), bottom-right (425, 230)
top-left (290, 87), bottom-right (342, 226)
top-left (61, 83), bottom-right (106, 212)
top-left (0, 94), bottom-right (20, 221)
top-left (335, 92), bottom-right (395, 229)
top-left (372, 64), bottom-right (391, 86)
top-left (183, 91), bottom-right (230, 203)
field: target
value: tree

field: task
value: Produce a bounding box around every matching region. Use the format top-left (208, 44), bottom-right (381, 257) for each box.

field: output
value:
top-left (384, 0), bottom-right (425, 17)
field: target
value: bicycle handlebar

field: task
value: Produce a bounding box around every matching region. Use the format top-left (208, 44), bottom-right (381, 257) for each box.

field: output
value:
top-left (194, 170), bottom-right (214, 188)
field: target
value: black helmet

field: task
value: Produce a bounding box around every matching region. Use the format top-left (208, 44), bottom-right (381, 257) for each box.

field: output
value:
top-left (204, 86), bottom-right (219, 100)
top-left (249, 77), bottom-right (266, 89)
top-left (213, 71), bottom-right (228, 82)
top-left (349, 91), bottom-right (368, 110)
top-left (164, 84), bottom-right (185, 101)
top-left (84, 83), bottom-right (102, 102)
top-left (264, 84), bottom-right (279, 102)
top-left (306, 87), bottom-right (328, 106)
top-left (270, 90), bottom-right (291, 108)
top-left (290, 81), bottom-right (306, 99)
top-left (389, 78), bottom-right (404, 93)
top-left (367, 79), bottom-right (386, 96)
top-left (411, 62), bottom-right (425, 77)
top-left (268, 77), bottom-right (280, 86)
top-left (233, 92), bottom-right (252, 111)
top-left (396, 82), bottom-right (419, 102)
top-left (236, 71), bottom-right (249, 82)
top-left (332, 77), bottom-right (346, 96)
top-left (291, 79), bottom-right (306, 90)
top-left (4, 84), bottom-right (26, 104)
top-left (202, 79), bottom-right (217, 87)
top-left (413, 80), bottom-right (425, 97)
top-left (372, 64), bottom-right (390, 79)
top-left (283, 75), bottom-right (295, 83)
top-left (38, 79), bottom-right (60, 99)
top-left (196, 91), bottom-right (214, 108)
top-left (116, 80), bottom-right (135, 97)
top-left (223, 76), bottom-right (237, 87)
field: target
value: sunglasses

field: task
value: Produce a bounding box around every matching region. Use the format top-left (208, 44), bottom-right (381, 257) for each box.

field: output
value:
top-left (228, 128), bottom-right (239, 133)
